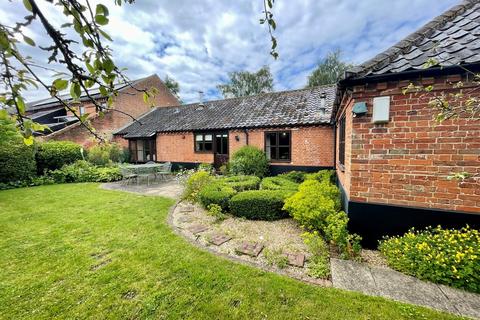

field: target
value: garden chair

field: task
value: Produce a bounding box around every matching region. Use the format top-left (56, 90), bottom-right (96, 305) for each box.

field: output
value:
top-left (120, 167), bottom-right (138, 185)
top-left (154, 162), bottom-right (172, 182)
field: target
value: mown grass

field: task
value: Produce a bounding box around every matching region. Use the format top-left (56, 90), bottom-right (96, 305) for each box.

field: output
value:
top-left (0, 184), bottom-right (462, 319)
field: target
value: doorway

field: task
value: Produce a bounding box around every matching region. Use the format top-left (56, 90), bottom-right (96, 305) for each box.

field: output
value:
top-left (214, 132), bottom-right (229, 169)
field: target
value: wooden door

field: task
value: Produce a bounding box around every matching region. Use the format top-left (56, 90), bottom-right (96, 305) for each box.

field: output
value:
top-left (213, 132), bottom-right (229, 169)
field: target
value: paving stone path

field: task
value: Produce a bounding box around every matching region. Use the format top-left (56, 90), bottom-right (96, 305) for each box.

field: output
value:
top-left (208, 233), bottom-right (232, 246)
top-left (235, 242), bottom-right (264, 257)
top-left (331, 258), bottom-right (480, 319)
top-left (285, 253), bottom-right (305, 268)
top-left (187, 224), bottom-right (209, 235)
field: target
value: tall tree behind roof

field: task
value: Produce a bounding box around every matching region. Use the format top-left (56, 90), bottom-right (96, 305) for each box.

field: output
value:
top-left (217, 66), bottom-right (274, 98)
top-left (307, 50), bottom-right (352, 87)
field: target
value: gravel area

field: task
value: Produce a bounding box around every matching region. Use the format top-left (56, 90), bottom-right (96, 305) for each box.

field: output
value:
top-left (171, 201), bottom-right (332, 286)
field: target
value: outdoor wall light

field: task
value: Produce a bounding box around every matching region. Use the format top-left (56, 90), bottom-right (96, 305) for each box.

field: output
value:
top-left (235, 135), bottom-right (240, 141)
top-left (182, 135), bottom-right (185, 139)
top-left (352, 101), bottom-right (367, 118)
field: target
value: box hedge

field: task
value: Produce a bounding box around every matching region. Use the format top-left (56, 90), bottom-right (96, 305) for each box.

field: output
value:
top-left (199, 183), bottom-right (237, 211)
top-left (0, 137), bottom-right (36, 183)
top-left (260, 176), bottom-right (299, 191)
top-left (219, 175), bottom-right (260, 192)
top-left (229, 146), bottom-right (269, 177)
top-left (279, 171), bottom-right (307, 183)
top-left (229, 190), bottom-right (293, 220)
top-left (36, 141), bottom-right (83, 174)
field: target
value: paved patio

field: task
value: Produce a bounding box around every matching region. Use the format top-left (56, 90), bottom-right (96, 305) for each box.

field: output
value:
top-left (101, 179), bottom-right (183, 199)
top-left (331, 258), bottom-right (480, 319)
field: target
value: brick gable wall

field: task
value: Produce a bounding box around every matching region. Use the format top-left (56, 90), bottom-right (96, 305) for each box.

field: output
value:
top-left (44, 75), bottom-right (179, 147)
top-left (337, 75), bottom-right (480, 214)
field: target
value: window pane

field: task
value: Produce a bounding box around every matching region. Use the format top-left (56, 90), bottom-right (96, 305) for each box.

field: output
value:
top-left (222, 138), bottom-right (228, 155)
top-left (266, 133), bottom-right (276, 147)
top-left (204, 134), bottom-right (213, 141)
top-left (204, 142), bottom-right (213, 151)
top-left (279, 147), bottom-right (290, 160)
top-left (195, 134), bottom-right (203, 142)
top-left (265, 146), bottom-right (271, 160)
top-left (215, 136), bottom-right (222, 153)
top-left (270, 146), bottom-right (277, 160)
top-left (195, 142), bottom-right (203, 151)
top-left (279, 132), bottom-right (289, 145)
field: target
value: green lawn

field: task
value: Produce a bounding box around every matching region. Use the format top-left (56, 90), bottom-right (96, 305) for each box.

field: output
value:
top-left (0, 184), bottom-right (462, 319)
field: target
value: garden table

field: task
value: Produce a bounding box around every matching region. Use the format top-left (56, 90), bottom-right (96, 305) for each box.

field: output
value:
top-left (122, 163), bottom-right (166, 185)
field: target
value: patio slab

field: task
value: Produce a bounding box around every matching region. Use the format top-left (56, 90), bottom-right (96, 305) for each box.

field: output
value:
top-left (285, 253), bottom-right (305, 268)
top-left (187, 224), bottom-right (209, 235)
top-left (331, 258), bottom-right (480, 319)
top-left (208, 233), bottom-right (232, 246)
top-left (235, 242), bottom-right (264, 257)
top-left (101, 180), bottom-right (183, 199)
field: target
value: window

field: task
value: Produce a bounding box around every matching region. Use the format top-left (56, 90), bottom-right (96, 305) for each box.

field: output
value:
top-left (129, 138), bottom-right (156, 163)
top-left (215, 133), bottom-right (228, 154)
top-left (194, 133), bottom-right (213, 152)
top-left (265, 131), bottom-right (291, 162)
top-left (338, 115), bottom-right (346, 166)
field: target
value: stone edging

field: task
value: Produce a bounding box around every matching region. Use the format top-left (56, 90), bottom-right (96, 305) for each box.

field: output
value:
top-left (166, 200), bottom-right (332, 288)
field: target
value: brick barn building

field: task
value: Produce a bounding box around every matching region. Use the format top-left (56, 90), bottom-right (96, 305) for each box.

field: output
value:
top-left (114, 85), bottom-right (337, 174)
top-left (335, 0), bottom-right (480, 244)
top-left (27, 74), bottom-right (179, 147)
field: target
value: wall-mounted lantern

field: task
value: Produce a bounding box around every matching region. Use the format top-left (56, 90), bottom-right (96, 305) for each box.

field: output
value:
top-left (352, 102), bottom-right (367, 117)
top-left (235, 135), bottom-right (240, 141)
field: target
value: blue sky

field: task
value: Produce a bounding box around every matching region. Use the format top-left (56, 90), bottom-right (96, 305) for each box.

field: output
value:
top-left (0, 0), bottom-right (458, 103)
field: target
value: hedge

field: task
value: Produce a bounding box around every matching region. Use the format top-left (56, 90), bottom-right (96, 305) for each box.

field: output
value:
top-left (279, 171), bottom-right (307, 183)
top-left (219, 175), bottom-right (260, 192)
top-left (0, 137), bottom-right (36, 183)
top-left (229, 190), bottom-right (293, 220)
top-left (229, 146), bottom-right (269, 177)
top-left (36, 141), bottom-right (83, 174)
top-left (199, 183), bottom-right (237, 211)
top-left (260, 176), bottom-right (299, 191)
top-left (48, 160), bottom-right (122, 183)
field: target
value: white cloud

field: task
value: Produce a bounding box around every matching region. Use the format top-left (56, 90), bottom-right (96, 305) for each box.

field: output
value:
top-left (1, 0), bottom-right (458, 103)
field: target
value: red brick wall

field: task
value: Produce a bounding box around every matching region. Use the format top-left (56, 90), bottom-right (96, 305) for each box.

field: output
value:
top-left (45, 74), bottom-right (179, 147)
top-left (336, 75), bottom-right (480, 214)
top-left (148, 126), bottom-right (334, 167)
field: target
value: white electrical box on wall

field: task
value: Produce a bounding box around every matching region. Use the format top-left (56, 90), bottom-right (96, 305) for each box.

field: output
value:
top-left (372, 96), bottom-right (390, 123)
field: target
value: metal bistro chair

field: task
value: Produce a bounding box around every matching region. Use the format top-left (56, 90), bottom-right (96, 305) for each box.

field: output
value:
top-left (154, 162), bottom-right (172, 182)
top-left (120, 166), bottom-right (138, 185)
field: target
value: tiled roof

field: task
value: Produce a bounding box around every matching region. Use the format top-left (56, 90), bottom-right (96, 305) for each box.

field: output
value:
top-left (26, 75), bottom-right (151, 112)
top-left (116, 85), bottom-right (336, 138)
top-left (348, 0), bottom-right (480, 78)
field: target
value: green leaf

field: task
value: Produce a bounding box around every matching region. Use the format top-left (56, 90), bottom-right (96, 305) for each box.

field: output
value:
top-left (23, 36), bottom-right (35, 47)
top-left (53, 78), bottom-right (68, 91)
top-left (96, 4), bottom-right (109, 17)
top-left (95, 15), bottom-right (109, 26)
top-left (143, 92), bottom-right (149, 103)
top-left (98, 29), bottom-right (112, 41)
top-left (23, 135), bottom-right (34, 146)
top-left (61, 23), bottom-right (73, 28)
top-left (82, 37), bottom-right (94, 48)
top-left (70, 82), bottom-right (81, 99)
top-left (102, 58), bottom-right (114, 73)
top-left (99, 86), bottom-right (108, 96)
top-left (23, 0), bottom-right (32, 12)
top-left (80, 113), bottom-right (90, 122)
top-left (85, 61), bottom-right (95, 74)
top-left (16, 96), bottom-right (26, 114)
top-left (0, 31), bottom-right (9, 50)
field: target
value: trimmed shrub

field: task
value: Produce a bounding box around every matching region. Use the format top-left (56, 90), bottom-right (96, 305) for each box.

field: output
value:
top-left (197, 163), bottom-right (214, 173)
top-left (219, 175), bottom-right (260, 192)
top-left (199, 183), bottom-right (237, 211)
top-left (87, 142), bottom-right (124, 166)
top-left (260, 176), bottom-right (299, 191)
top-left (380, 226), bottom-right (480, 293)
top-left (229, 146), bottom-right (269, 177)
top-left (279, 171), bottom-right (307, 183)
top-left (0, 136), bottom-right (36, 183)
top-left (49, 160), bottom-right (122, 183)
top-left (36, 141), bottom-right (83, 174)
top-left (283, 179), bottom-right (340, 231)
top-left (305, 170), bottom-right (336, 184)
top-left (182, 171), bottom-right (213, 201)
top-left (229, 190), bottom-right (293, 220)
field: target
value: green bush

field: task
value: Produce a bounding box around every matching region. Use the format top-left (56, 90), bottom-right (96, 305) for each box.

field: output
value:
top-left (219, 175), bottom-right (260, 191)
top-left (182, 171), bottom-right (213, 201)
top-left (305, 170), bottom-right (336, 184)
top-left (283, 179), bottom-right (340, 231)
top-left (379, 226), bottom-right (480, 293)
top-left (87, 142), bottom-right (124, 166)
top-left (260, 176), bottom-right (299, 191)
top-left (199, 183), bottom-right (237, 211)
top-left (49, 160), bottom-right (122, 183)
top-left (197, 163), bottom-right (214, 173)
top-left (36, 141), bottom-right (83, 174)
top-left (302, 231), bottom-right (330, 278)
top-left (324, 211), bottom-right (362, 259)
top-left (0, 136), bottom-right (36, 183)
top-left (279, 171), bottom-right (307, 183)
top-left (229, 190), bottom-right (293, 220)
top-left (206, 204), bottom-right (227, 222)
top-left (229, 146), bottom-right (268, 178)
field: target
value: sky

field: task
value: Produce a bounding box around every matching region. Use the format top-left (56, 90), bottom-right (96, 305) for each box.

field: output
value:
top-left (0, 0), bottom-right (458, 103)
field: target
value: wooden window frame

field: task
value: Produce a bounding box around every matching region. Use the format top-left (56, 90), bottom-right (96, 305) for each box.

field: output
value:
top-left (264, 131), bottom-right (291, 163)
top-left (338, 115), bottom-right (346, 168)
top-left (128, 137), bottom-right (156, 163)
top-left (194, 132), bottom-right (214, 153)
